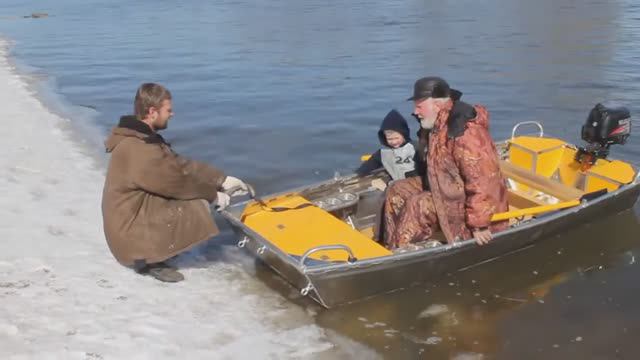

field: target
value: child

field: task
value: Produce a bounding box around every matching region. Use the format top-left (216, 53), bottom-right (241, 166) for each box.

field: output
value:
top-left (356, 109), bottom-right (419, 181)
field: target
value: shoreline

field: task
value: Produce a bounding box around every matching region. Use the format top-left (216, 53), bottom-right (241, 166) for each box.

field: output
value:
top-left (0, 37), bottom-right (109, 173)
top-left (0, 37), bottom-right (355, 359)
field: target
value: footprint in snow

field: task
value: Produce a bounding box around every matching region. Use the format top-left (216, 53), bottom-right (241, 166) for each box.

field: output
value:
top-left (0, 280), bottom-right (31, 289)
top-left (96, 279), bottom-right (114, 289)
top-left (47, 225), bottom-right (65, 236)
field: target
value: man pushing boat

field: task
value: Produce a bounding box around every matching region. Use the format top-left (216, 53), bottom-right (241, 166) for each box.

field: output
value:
top-left (383, 76), bottom-right (509, 249)
top-left (101, 83), bottom-right (249, 282)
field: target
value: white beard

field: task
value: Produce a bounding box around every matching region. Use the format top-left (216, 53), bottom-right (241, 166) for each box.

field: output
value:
top-left (420, 115), bottom-right (437, 129)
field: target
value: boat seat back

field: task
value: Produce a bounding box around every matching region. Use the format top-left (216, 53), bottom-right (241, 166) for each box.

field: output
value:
top-left (508, 136), bottom-right (567, 178)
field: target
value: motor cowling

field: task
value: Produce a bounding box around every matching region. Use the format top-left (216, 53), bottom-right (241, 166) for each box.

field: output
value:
top-left (576, 103), bottom-right (632, 168)
top-left (581, 102), bottom-right (631, 147)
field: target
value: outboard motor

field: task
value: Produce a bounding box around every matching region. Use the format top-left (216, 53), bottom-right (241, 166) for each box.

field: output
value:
top-left (576, 102), bottom-right (631, 169)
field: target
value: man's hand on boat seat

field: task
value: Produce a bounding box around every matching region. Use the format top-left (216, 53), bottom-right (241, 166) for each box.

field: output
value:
top-left (221, 176), bottom-right (249, 197)
top-left (473, 228), bottom-right (492, 245)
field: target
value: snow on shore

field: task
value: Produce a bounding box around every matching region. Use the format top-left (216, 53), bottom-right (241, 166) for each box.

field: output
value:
top-left (0, 38), bottom-right (353, 360)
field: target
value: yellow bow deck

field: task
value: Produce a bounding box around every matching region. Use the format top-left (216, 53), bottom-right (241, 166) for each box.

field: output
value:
top-left (241, 194), bottom-right (392, 262)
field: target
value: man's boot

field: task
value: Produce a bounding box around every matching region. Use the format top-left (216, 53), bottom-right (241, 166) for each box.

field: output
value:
top-left (137, 262), bottom-right (184, 283)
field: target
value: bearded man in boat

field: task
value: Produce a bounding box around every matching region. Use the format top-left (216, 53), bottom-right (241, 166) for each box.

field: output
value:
top-left (383, 76), bottom-right (509, 248)
top-left (102, 83), bottom-right (249, 282)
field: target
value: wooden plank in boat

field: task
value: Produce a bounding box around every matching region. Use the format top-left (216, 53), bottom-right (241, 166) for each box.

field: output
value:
top-left (500, 160), bottom-right (585, 201)
top-left (507, 189), bottom-right (547, 208)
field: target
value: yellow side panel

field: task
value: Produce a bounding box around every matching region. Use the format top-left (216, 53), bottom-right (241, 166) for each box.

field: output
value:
top-left (508, 137), bottom-right (564, 193)
top-left (585, 160), bottom-right (636, 192)
top-left (241, 195), bottom-right (392, 262)
top-left (535, 147), bottom-right (564, 178)
top-left (557, 147), bottom-right (583, 188)
top-left (585, 176), bottom-right (620, 193)
top-left (508, 146), bottom-right (534, 171)
top-left (507, 146), bottom-right (535, 193)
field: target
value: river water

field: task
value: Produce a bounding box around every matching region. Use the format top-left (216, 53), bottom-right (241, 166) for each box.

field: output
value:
top-left (1, 0), bottom-right (639, 358)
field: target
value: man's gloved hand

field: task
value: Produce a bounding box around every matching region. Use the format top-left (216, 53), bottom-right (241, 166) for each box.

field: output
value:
top-left (213, 192), bottom-right (231, 211)
top-left (221, 176), bottom-right (249, 197)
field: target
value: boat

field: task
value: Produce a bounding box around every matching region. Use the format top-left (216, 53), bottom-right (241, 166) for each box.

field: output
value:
top-left (220, 103), bottom-right (639, 308)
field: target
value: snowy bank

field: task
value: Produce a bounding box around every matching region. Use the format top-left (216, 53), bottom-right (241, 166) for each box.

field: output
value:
top-left (0, 38), bottom-right (365, 360)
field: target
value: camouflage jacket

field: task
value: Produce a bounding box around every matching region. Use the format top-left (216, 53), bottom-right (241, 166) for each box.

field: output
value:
top-left (423, 100), bottom-right (509, 243)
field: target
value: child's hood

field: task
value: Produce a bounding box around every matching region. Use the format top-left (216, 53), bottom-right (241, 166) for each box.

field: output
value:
top-left (378, 109), bottom-right (411, 147)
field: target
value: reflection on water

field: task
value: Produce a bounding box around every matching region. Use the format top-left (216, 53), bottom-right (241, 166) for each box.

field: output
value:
top-left (252, 209), bottom-right (640, 358)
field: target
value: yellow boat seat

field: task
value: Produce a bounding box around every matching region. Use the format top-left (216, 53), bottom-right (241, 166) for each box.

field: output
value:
top-left (583, 159), bottom-right (636, 192)
top-left (508, 136), bottom-right (567, 177)
top-left (241, 195), bottom-right (392, 262)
